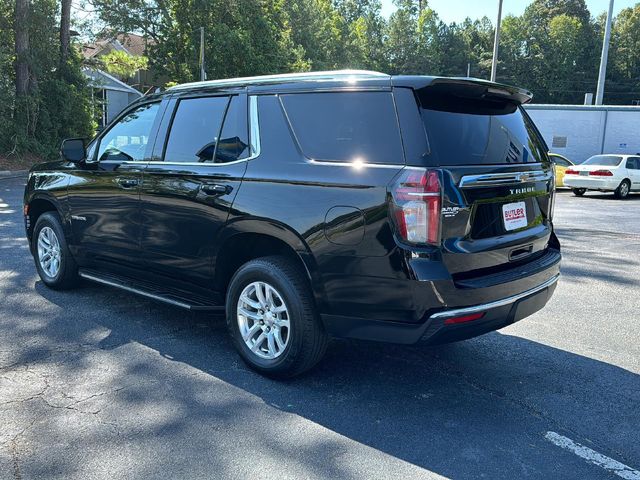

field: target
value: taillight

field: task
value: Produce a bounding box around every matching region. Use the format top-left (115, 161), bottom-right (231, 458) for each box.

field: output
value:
top-left (565, 169), bottom-right (580, 175)
top-left (589, 170), bottom-right (613, 176)
top-left (390, 169), bottom-right (442, 245)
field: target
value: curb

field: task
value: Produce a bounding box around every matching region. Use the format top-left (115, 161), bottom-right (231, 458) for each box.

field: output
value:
top-left (0, 170), bottom-right (28, 178)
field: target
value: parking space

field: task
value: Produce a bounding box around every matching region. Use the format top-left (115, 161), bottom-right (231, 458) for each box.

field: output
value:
top-left (1, 176), bottom-right (639, 479)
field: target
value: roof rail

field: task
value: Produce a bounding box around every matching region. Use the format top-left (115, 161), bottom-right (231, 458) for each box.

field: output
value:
top-left (167, 69), bottom-right (389, 91)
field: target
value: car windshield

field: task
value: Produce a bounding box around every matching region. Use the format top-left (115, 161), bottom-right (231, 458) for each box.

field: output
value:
top-left (583, 155), bottom-right (622, 166)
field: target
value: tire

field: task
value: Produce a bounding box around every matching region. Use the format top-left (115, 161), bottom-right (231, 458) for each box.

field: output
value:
top-left (572, 188), bottom-right (586, 196)
top-left (226, 255), bottom-right (328, 378)
top-left (32, 212), bottom-right (79, 290)
top-left (614, 179), bottom-right (631, 199)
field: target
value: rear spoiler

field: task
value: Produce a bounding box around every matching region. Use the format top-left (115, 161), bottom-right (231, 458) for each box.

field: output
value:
top-left (392, 76), bottom-right (533, 105)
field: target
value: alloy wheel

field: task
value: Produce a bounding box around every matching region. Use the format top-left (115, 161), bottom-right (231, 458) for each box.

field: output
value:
top-left (37, 226), bottom-right (61, 278)
top-left (620, 182), bottom-right (630, 197)
top-left (237, 281), bottom-right (290, 360)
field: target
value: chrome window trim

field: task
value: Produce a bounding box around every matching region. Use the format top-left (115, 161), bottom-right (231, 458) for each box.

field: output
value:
top-left (248, 95), bottom-right (260, 159)
top-left (306, 159), bottom-right (409, 169)
top-left (459, 170), bottom-right (553, 188)
top-left (102, 95), bottom-right (261, 168)
top-left (429, 274), bottom-right (560, 319)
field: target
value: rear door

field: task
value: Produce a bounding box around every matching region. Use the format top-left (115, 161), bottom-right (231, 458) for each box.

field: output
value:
top-left (395, 80), bottom-right (556, 278)
top-left (139, 92), bottom-right (251, 286)
top-left (625, 157), bottom-right (640, 190)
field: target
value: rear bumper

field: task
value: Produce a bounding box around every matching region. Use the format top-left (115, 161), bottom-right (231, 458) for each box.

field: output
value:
top-left (564, 176), bottom-right (619, 190)
top-left (322, 274), bottom-right (559, 344)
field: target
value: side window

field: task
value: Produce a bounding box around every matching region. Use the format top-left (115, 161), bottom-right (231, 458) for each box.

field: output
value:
top-left (97, 103), bottom-right (160, 162)
top-left (627, 157), bottom-right (639, 169)
top-left (215, 96), bottom-right (249, 163)
top-left (554, 157), bottom-right (570, 167)
top-left (280, 92), bottom-right (405, 165)
top-left (164, 96), bottom-right (228, 163)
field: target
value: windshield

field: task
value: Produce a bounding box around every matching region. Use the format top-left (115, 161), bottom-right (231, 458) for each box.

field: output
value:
top-left (583, 155), bottom-right (622, 166)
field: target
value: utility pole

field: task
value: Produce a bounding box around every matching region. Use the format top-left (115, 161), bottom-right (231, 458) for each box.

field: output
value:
top-left (595, 0), bottom-right (615, 105)
top-left (490, 0), bottom-right (503, 82)
top-left (199, 27), bottom-right (206, 81)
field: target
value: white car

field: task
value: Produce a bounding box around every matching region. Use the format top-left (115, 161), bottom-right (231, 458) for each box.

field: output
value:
top-left (563, 154), bottom-right (640, 199)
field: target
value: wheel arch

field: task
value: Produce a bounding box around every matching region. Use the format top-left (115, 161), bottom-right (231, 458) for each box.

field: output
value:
top-left (25, 194), bottom-right (65, 241)
top-left (213, 219), bottom-right (326, 309)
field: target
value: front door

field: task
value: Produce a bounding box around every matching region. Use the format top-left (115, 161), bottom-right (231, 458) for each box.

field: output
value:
top-left (139, 93), bottom-right (251, 286)
top-left (67, 101), bottom-right (163, 266)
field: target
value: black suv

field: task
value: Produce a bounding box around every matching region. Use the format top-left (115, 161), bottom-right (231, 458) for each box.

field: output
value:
top-left (24, 70), bottom-right (560, 377)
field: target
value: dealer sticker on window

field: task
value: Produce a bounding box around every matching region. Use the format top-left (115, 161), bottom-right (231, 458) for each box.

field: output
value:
top-left (502, 201), bottom-right (528, 231)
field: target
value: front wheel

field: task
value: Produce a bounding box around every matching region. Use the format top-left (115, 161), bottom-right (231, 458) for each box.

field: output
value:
top-left (226, 255), bottom-right (328, 378)
top-left (572, 188), bottom-right (586, 196)
top-left (614, 180), bottom-right (631, 199)
top-left (32, 212), bottom-right (79, 289)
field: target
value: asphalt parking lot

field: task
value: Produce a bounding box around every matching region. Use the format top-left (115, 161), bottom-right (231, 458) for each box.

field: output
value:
top-left (1, 174), bottom-right (639, 480)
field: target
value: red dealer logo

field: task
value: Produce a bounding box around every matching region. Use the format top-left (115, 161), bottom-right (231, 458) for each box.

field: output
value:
top-left (505, 207), bottom-right (525, 221)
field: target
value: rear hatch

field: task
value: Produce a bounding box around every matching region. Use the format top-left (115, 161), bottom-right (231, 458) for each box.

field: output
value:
top-left (395, 78), bottom-right (557, 285)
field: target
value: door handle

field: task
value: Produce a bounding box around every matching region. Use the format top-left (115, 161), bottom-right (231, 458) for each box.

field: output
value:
top-left (115, 177), bottom-right (140, 189)
top-left (200, 183), bottom-right (232, 195)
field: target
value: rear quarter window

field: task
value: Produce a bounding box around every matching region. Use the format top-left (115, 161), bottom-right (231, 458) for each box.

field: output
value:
top-left (280, 92), bottom-right (405, 165)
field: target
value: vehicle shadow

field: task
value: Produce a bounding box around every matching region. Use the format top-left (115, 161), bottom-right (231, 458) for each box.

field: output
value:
top-left (4, 278), bottom-right (638, 479)
top-left (556, 190), bottom-right (640, 201)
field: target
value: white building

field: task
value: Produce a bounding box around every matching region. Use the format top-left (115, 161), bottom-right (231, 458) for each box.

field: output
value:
top-left (525, 104), bottom-right (640, 163)
top-left (83, 68), bottom-right (143, 127)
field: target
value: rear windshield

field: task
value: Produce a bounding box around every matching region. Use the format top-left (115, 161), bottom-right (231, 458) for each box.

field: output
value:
top-left (280, 92), bottom-right (404, 165)
top-left (583, 155), bottom-right (622, 166)
top-left (417, 91), bottom-right (547, 166)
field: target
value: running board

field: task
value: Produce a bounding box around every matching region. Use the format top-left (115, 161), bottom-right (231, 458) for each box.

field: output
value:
top-left (78, 269), bottom-right (225, 312)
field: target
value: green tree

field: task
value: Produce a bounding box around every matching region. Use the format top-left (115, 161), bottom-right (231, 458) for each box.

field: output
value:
top-left (0, 0), bottom-right (93, 158)
top-left (99, 50), bottom-right (149, 78)
top-left (608, 4), bottom-right (640, 104)
top-left (385, 0), bottom-right (421, 74)
top-left (339, 0), bottom-right (388, 71)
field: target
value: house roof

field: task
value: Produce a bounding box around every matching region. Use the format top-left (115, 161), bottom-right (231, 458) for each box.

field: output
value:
top-left (83, 67), bottom-right (143, 96)
top-left (82, 33), bottom-right (152, 59)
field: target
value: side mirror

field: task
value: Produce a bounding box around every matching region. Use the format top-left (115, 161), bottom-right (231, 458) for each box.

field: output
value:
top-left (60, 138), bottom-right (86, 163)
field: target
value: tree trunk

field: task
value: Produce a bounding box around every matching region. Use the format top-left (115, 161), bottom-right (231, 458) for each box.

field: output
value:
top-left (60, 0), bottom-right (71, 63)
top-left (15, 0), bottom-right (30, 95)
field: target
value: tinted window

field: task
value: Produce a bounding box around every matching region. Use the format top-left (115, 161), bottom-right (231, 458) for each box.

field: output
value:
top-left (215, 96), bottom-right (249, 163)
top-left (626, 157), bottom-right (640, 169)
top-left (97, 103), bottom-right (159, 162)
top-left (583, 155), bottom-right (622, 166)
top-left (419, 104), bottom-right (546, 166)
top-left (164, 96), bottom-right (228, 163)
top-left (281, 92), bottom-right (404, 165)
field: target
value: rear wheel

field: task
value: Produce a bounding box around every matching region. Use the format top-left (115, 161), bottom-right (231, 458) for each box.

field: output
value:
top-left (614, 179), bottom-right (631, 199)
top-left (572, 188), bottom-right (586, 196)
top-left (32, 212), bottom-right (79, 289)
top-left (226, 255), bottom-right (328, 378)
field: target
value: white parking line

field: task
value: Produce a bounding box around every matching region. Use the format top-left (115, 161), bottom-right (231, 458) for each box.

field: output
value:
top-left (545, 431), bottom-right (640, 480)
